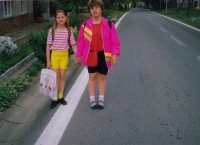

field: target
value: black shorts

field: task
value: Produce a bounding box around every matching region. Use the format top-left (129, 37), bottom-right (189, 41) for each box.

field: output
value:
top-left (88, 51), bottom-right (108, 75)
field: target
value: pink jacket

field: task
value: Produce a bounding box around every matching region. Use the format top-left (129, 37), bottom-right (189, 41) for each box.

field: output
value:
top-left (76, 17), bottom-right (121, 69)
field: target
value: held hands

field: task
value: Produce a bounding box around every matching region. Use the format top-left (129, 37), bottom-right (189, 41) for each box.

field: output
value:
top-left (111, 54), bottom-right (118, 66)
top-left (76, 57), bottom-right (82, 64)
top-left (75, 55), bottom-right (117, 65)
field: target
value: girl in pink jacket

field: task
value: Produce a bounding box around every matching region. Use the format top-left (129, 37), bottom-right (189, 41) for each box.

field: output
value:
top-left (76, 0), bottom-right (121, 109)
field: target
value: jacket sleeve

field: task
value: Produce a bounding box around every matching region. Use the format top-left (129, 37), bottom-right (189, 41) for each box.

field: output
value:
top-left (76, 23), bottom-right (85, 57)
top-left (110, 23), bottom-right (121, 56)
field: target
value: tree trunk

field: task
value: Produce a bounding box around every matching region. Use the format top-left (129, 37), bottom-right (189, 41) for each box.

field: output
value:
top-left (191, 0), bottom-right (194, 10)
top-left (176, 0), bottom-right (185, 17)
top-left (187, 0), bottom-right (192, 15)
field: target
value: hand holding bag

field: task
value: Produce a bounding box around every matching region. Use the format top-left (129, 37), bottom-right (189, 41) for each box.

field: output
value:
top-left (39, 69), bottom-right (58, 100)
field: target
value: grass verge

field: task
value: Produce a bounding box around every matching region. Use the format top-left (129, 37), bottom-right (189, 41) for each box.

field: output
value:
top-left (154, 7), bottom-right (200, 29)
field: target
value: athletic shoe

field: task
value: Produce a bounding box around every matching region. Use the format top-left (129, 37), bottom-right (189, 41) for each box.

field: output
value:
top-left (98, 100), bottom-right (104, 109)
top-left (90, 101), bottom-right (97, 109)
top-left (50, 101), bottom-right (58, 109)
top-left (59, 98), bottom-right (67, 105)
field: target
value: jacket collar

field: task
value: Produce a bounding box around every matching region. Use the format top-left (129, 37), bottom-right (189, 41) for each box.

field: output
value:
top-left (87, 17), bottom-right (107, 27)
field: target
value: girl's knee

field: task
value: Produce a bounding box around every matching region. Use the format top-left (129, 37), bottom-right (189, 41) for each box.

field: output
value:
top-left (59, 77), bottom-right (65, 81)
top-left (89, 73), bottom-right (97, 81)
top-left (98, 74), bottom-right (106, 81)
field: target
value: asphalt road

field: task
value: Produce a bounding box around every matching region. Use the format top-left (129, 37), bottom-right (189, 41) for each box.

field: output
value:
top-left (18, 9), bottom-right (200, 145)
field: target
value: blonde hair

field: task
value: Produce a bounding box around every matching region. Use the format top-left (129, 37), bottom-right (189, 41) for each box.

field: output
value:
top-left (87, 0), bottom-right (104, 13)
top-left (52, 9), bottom-right (69, 39)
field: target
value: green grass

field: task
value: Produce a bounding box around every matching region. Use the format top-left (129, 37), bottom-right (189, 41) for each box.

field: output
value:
top-left (104, 9), bottom-right (129, 20)
top-left (154, 7), bottom-right (200, 29)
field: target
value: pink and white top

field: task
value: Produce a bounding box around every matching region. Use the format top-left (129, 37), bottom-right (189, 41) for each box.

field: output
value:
top-left (47, 28), bottom-right (76, 50)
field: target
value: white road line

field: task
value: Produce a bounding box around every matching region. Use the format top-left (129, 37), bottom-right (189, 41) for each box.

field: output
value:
top-left (196, 56), bottom-right (200, 61)
top-left (171, 36), bottom-right (186, 47)
top-left (115, 11), bottom-right (130, 27)
top-left (153, 22), bottom-right (157, 25)
top-left (35, 12), bottom-right (126, 145)
top-left (159, 27), bottom-right (167, 32)
top-left (35, 68), bottom-right (88, 145)
top-left (146, 16), bottom-right (152, 21)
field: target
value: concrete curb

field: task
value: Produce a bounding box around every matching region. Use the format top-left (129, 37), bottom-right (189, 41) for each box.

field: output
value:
top-left (0, 53), bottom-right (35, 83)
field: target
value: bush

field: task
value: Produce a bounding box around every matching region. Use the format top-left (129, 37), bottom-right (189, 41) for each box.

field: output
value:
top-left (69, 14), bottom-right (83, 28)
top-left (196, 7), bottom-right (200, 10)
top-left (25, 61), bottom-right (44, 76)
top-left (28, 31), bottom-right (47, 64)
top-left (25, 66), bottom-right (38, 76)
top-left (0, 75), bottom-right (31, 112)
top-left (190, 8), bottom-right (200, 22)
top-left (32, 61), bottom-right (44, 70)
top-left (0, 90), bottom-right (12, 111)
top-left (0, 42), bottom-right (33, 75)
top-left (103, 10), bottom-right (115, 18)
top-left (0, 36), bottom-right (17, 55)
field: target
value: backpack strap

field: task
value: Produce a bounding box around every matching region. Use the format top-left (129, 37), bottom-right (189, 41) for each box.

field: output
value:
top-left (52, 28), bottom-right (54, 41)
top-left (108, 20), bottom-right (112, 29)
top-left (67, 27), bottom-right (71, 45)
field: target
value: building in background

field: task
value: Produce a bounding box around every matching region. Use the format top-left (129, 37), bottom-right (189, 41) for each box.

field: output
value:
top-left (0, 0), bottom-right (50, 36)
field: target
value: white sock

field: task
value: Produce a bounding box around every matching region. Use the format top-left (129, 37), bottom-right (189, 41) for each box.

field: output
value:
top-left (90, 96), bottom-right (95, 103)
top-left (99, 95), bottom-right (104, 102)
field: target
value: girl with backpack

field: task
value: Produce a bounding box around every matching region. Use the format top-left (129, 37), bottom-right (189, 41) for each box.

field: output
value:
top-left (46, 9), bottom-right (77, 109)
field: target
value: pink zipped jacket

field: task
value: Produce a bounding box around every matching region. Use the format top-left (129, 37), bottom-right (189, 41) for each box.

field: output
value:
top-left (76, 17), bottom-right (121, 69)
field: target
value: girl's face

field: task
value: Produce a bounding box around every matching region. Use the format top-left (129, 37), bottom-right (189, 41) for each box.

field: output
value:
top-left (56, 12), bottom-right (67, 26)
top-left (90, 5), bottom-right (102, 18)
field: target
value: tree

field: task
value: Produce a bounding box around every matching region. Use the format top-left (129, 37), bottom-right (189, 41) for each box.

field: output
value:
top-left (50, 0), bottom-right (88, 13)
top-left (176, 0), bottom-right (185, 17)
top-left (187, 0), bottom-right (194, 15)
top-left (103, 0), bottom-right (132, 9)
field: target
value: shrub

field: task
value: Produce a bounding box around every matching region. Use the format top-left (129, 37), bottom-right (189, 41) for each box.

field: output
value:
top-left (28, 31), bottom-right (47, 64)
top-left (0, 42), bottom-right (33, 75)
top-left (0, 90), bottom-right (12, 112)
top-left (69, 14), bottom-right (83, 28)
top-left (32, 61), bottom-right (44, 70)
top-left (196, 7), bottom-right (200, 10)
top-left (26, 66), bottom-right (38, 76)
top-left (103, 10), bottom-right (114, 18)
top-left (0, 36), bottom-right (18, 55)
top-left (0, 75), bottom-right (31, 112)
top-left (25, 61), bottom-right (44, 76)
top-left (16, 42), bottom-right (33, 57)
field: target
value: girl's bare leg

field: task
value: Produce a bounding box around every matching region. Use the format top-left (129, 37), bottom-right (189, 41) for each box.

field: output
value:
top-left (97, 73), bottom-right (106, 109)
top-left (59, 68), bottom-right (67, 95)
top-left (88, 72), bottom-right (98, 96)
top-left (88, 72), bottom-right (98, 108)
top-left (98, 73), bottom-right (106, 95)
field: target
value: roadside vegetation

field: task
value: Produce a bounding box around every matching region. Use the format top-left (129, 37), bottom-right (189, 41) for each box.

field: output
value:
top-left (154, 7), bottom-right (200, 29)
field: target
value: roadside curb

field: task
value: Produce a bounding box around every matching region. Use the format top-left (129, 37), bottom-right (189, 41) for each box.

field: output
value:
top-left (0, 53), bottom-right (35, 83)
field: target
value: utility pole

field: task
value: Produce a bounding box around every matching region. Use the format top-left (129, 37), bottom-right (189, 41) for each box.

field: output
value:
top-left (164, 0), bottom-right (170, 12)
